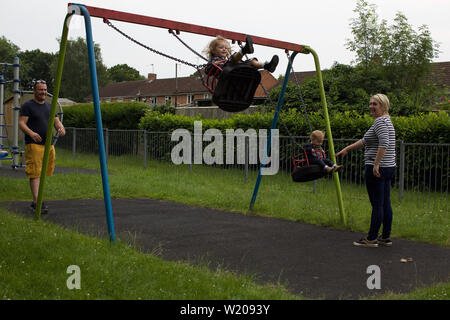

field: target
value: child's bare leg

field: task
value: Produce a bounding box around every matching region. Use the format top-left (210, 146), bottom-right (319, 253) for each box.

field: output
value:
top-left (249, 59), bottom-right (264, 69)
top-left (231, 52), bottom-right (244, 63)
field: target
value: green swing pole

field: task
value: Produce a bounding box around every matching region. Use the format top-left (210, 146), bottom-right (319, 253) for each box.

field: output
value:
top-left (35, 13), bottom-right (72, 219)
top-left (302, 46), bottom-right (347, 226)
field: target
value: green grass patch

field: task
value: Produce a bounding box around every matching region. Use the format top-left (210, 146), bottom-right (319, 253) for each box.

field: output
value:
top-left (0, 208), bottom-right (298, 300)
top-left (1, 147), bottom-right (448, 300)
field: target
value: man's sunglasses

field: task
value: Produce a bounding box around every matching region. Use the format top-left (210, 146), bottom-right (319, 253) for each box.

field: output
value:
top-left (33, 80), bottom-right (47, 88)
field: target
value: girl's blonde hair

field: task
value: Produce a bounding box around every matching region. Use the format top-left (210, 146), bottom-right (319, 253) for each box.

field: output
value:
top-left (203, 36), bottom-right (231, 59)
top-left (371, 93), bottom-right (390, 113)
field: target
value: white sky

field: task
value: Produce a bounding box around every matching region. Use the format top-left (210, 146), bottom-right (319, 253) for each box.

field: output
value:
top-left (1, 0), bottom-right (449, 80)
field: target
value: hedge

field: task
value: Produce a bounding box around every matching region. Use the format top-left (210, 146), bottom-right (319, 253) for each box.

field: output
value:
top-left (62, 102), bottom-right (150, 130)
top-left (61, 102), bottom-right (449, 143)
top-left (138, 109), bottom-right (449, 143)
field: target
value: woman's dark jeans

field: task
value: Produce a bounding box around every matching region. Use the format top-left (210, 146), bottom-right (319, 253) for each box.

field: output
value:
top-left (365, 165), bottom-right (396, 241)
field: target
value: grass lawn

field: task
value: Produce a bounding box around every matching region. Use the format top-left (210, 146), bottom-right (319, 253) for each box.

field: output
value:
top-left (0, 148), bottom-right (448, 300)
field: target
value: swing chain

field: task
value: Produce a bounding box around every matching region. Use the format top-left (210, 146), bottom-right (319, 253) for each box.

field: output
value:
top-left (285, 51), bottom-right (313, 133)
top-left (170, 31), bottom-right (208, 62)
top-left (103, 18), bottom-right (206, 70)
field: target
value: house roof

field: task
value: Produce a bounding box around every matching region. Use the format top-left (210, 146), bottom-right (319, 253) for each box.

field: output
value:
top-left (139, 76), bottom-right (206, 96)
top-left (98, 79), bottom-right (148, 98)
top-left (429, 61), bottom-right (450, 87)
top-left (254, 70), bottom-right (280, 96)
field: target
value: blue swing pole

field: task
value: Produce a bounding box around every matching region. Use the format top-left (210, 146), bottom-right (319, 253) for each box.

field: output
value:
top-left (70, 4), bottom-right (116, 242)
top-left (249, 51), bottom-right (298, 210)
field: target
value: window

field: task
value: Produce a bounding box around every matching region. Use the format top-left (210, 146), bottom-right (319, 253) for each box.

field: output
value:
top-left (149, 97), bottom-right (156, 105)
top-left (165, 96), bottom-right (172, 104)
top-left (187, 94), bottom-right (194, 104)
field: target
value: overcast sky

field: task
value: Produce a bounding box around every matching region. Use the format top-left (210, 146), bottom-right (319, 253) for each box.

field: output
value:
top-left (1, 0), bottom-right (449, 80)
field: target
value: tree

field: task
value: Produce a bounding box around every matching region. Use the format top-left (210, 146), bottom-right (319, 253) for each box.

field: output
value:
top-left (19, 49), bottom-right (56, 91)
top-left (53, 37), bottom-right (110, 102)
top-left (346, 0), bottom-right (440, 109)
top-left (0, 36), bottom-right (20, 92)
top-left (0, 36), bottom-right (20, 63)
top-left (345, 0), bottom-right (380, 69)
top-left (107, 64), bottom-right (145, 82)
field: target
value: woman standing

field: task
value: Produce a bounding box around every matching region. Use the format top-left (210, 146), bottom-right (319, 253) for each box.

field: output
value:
top-left (336, 94), bottom-right (396, 248)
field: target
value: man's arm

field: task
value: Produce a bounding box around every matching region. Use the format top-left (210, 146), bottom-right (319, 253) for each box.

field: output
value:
top-left (54, 117), bottom-right (65, 136)
top-left (19, 115), bottom-right (42, 143)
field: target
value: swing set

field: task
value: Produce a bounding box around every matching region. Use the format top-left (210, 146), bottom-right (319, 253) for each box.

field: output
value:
top-left (36, 3), bottom-right (346, 242)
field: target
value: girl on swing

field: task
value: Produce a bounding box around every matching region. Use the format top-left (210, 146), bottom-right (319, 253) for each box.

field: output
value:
top-left (204, 35), bottom-right (279, 75)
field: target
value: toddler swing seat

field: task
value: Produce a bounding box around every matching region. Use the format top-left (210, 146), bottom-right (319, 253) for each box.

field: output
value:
top-left (291, 148), bottom-right (326, 182)
top-left (206, 62), bottom-right (261, 113)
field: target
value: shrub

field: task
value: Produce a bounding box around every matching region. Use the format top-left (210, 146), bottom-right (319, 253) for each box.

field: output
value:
top-left (62, 101), bottom-right (150, 129)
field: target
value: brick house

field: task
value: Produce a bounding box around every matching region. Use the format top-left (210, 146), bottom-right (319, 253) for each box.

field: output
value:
top-left (95, 71), bottom-right (279, 106)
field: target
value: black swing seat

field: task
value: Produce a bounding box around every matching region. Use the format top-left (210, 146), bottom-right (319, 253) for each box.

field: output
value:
top-left (212, 63), bottom-right (261, 113)
top-left (291, 149), bottom-right (326, 183)
top-left (291, 165), bottom-right (325, 182)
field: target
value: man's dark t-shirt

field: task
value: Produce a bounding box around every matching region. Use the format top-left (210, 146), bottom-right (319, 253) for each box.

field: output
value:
top-left (20, 99), bottom-right (55, 145)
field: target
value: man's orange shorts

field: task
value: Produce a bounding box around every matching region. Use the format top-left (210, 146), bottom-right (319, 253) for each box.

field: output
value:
top-left (25, 144), bottom-right (55, 179)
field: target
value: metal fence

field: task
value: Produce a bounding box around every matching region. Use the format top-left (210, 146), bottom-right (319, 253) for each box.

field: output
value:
top-left (2, 126), bottom-right (448, 210)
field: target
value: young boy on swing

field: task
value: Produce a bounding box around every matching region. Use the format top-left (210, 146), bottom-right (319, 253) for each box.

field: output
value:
top-left (303, 130), bottom-right (343, 174)
top-left (204, 35), bottom-right (279, 75)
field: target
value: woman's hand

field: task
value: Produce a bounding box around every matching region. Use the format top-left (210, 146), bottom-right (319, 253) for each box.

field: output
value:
top-left (335, 148), bottom-right (347, 158)
top-left (373, 164), bottom-right (381, 177)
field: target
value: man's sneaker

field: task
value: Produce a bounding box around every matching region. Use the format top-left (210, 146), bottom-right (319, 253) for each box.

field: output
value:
top-left (30, 201), bottom-right (48, 214)
top-left (353, 238), bottom-right (378, 248)
top-left (377, 237), bottom-right (393, 247)
top-left (241, 35), bottom-right (254, 55)
top-left (264, 55), bottom-right (279, 73)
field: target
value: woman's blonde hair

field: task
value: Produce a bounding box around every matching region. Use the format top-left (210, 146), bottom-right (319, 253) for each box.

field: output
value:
top-left (203, 36), bottom-right (231, 59)
top-left (371, 93), bottom-right (390, 113)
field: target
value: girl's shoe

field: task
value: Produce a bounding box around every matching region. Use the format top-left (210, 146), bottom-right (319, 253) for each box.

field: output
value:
top-left (264, 55), bottom-right (279, 73)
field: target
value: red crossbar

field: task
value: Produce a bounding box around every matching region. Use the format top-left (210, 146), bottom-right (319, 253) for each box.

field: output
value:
top-left (68, 3), bottom-right (304, 53)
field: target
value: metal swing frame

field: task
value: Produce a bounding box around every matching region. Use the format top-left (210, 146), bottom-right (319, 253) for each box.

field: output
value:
top-left (37, 4), bottom-right (346, 242)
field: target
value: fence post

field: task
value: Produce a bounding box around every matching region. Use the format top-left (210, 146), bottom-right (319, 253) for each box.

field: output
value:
top-left (72, 127), bottom-right (76, 160)
top-left (104, 128), bottom-right (109, 157)
top-left (244, 135), bottom-right (249, 183)
top-left (143, 130), bottom-right (147, 169)
top-left (398, 140), bottom-right (405, 201)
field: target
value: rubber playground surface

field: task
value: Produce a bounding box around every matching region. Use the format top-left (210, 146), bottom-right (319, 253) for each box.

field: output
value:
top-left (1, 166), bottom-right (449, 299)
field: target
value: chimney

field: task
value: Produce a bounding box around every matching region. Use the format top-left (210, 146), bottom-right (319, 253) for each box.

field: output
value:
top-left (148, 73), bottom-right (157, 81)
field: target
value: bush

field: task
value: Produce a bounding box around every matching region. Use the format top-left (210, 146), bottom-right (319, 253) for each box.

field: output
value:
top-left (139, 109), bottom-right (449, 143)
top-left (62, 101), bottom-right (150, 129)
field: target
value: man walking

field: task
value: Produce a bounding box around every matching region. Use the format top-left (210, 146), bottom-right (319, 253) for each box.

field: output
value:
top-left (19, 80), bottom-right (65, 213)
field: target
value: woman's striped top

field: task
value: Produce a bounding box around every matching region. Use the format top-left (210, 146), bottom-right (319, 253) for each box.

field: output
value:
top-left (361, 116), bottom-right (396, 167)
